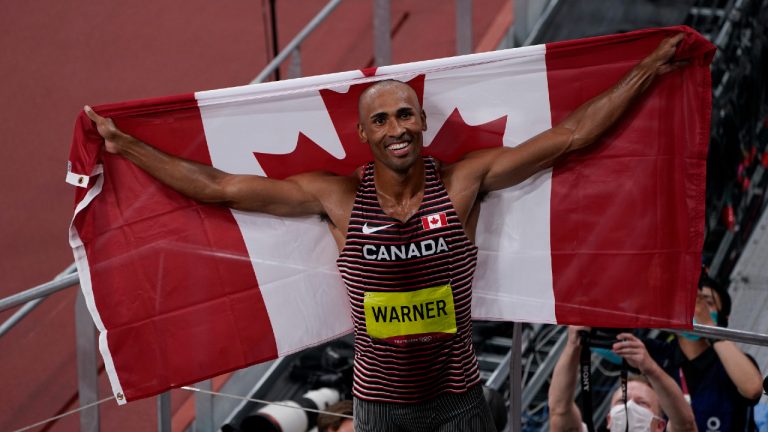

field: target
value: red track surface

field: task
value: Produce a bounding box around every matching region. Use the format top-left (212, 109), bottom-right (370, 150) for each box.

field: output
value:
top-left (0, 1), bottom-right (510, 430)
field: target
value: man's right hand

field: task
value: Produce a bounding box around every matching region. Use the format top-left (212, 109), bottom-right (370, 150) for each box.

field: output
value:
top-left (84, 105), bottom-right (131, 154)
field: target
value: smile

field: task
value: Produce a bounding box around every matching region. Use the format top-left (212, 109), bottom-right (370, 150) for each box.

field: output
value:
top-left (387, 142), bottom-right (409, 151)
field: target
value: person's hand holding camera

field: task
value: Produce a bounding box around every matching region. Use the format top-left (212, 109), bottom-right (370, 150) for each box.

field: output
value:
top-left (566, 326), bottom-right (591, 348)
top-left (611, 333), bottom-right (655, 375)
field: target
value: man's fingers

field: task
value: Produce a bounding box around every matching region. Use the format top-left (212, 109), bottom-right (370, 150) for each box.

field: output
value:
top-left (667, 34), bottom-right (685, 57)
top-left (568, 325), bottom-right (591, 345)
top-left (84, 105), bottom-right (102, 123)
top-left (651, 33), bottom-right (685, 66)
top-left (84, 105), bottom-right (123, 147)
top-left (668, 33), bottom-right (685, 46)
top-left (660, 33), bottom-right (685, 52)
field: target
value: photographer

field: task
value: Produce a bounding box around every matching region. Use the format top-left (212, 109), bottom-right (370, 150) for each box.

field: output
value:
top-left (647, 275), bottom-right (762, 431)
top-left (317, 400), bottom-right (354, 432)
top-left (549, 326), bottom-right (696, 432)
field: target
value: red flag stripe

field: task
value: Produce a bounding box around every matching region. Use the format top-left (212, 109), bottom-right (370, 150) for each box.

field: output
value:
top-left (71, 95), bottom-right (278, 402)
top-left (547, 26), bottom-right (712, 327)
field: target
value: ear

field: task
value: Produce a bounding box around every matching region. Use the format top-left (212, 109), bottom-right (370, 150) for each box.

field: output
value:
top-left (357, 123), bottom-right (368, 143)
top-left (421, 109), bottom-right (427, 131)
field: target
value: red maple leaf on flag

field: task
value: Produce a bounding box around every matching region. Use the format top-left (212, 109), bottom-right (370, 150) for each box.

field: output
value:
top-left (254, 72), bottom-right (508, 179)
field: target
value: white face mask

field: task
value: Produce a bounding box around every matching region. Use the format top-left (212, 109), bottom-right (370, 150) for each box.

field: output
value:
top-left (609, 400), bottom-right (664, 432)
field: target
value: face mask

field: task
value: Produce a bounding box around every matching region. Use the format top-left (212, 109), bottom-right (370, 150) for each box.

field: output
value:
top-left (681, 311), bottom-right (720, 340)
top-left (592, 347), bottom-right (623, 365)
top-left (609, 400), bottom-right (664, 432)
top-left (709, 311), bottom-right (718, 325)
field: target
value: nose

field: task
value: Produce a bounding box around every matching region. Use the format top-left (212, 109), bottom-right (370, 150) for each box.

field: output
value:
top-left (385, 117), bottom-right (406, 137)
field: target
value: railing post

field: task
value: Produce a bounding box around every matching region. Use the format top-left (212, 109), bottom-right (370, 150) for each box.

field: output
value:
top-left (75, 291), bottom-right (99, 432)
top-left (287, 48), bottom-right (302, 79)
top-left (373, 0), bottom-right (391, 66)
top-left (251, 0), bottom-right (343, 83)
top-left (455, 0), bottom-right (473, 55)
top-left (194, 379), bottom-right (214, 432)
top-left (509, 322), bottom-right (522, 431)
top-left (157, 392), bottom-right (171, 432)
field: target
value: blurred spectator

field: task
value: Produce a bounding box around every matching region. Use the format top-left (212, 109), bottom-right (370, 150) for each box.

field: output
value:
top-left (317, 400), bottom-right (354, 432)
top-left (647, 275), bottom-right (762, 432)
top-left (549, 326), bottom-right (696, 432)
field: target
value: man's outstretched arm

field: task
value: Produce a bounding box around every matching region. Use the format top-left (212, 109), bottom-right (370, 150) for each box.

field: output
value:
top-left (84, 106), bottom-right (337, 217)
top-left (455, 33), bottom-right (686, 193)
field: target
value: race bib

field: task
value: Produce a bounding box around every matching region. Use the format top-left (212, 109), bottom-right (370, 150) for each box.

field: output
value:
top-left (364, 285), bottom-right (456, 345)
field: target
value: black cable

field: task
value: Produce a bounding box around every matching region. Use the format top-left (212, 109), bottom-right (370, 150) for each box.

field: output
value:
top-left (261, 0), bottom-right (273, 68)
top-left (269, 0), bottom-right (280, 81)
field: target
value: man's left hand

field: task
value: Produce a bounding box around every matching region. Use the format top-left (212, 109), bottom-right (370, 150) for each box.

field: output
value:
top-left (641, 33), bottom-right (688, 76)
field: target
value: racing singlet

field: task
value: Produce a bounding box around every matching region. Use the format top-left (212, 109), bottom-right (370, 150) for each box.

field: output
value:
top-left (337, 157), bottom-right (481, 403)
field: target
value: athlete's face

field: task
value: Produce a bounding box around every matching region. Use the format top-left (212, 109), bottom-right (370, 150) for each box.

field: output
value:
top-left (357, 82), bottom-right (427, 174)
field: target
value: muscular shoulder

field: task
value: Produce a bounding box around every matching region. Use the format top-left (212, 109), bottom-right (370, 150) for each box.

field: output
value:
top-left (439, 150), bottom-right (493, 194)
top-left (290, 171), bottom-right (358, 227)
top-left (289, 171), bottom-right (357, 201)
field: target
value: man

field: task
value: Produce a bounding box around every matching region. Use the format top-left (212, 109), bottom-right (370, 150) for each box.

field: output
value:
top-left (85, 35), bottom-right (685, 432)
top-left (548, 326), bottom-right (697, 432)
top-left (647, 275), bottom-right (763, 431)
top-left (317, 400), bottom-right (354, 432)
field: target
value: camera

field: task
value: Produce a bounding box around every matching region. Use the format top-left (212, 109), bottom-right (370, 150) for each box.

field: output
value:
top-left (579, 328), bottom-right (628, 349)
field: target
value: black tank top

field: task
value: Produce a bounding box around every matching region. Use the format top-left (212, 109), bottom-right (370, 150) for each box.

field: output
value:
top-left (337, 157), bottom-right (481, 403)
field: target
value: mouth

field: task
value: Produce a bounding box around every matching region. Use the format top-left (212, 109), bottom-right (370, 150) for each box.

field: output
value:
top-left (386, 140), bottom-right (411, 157)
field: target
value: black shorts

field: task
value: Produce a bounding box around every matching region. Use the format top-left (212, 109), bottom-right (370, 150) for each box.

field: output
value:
top-left (353, 384), bottom-right (497, 432)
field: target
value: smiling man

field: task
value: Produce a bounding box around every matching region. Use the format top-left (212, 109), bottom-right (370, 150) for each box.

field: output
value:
top-left (85, 35), bottom-right (684, 432)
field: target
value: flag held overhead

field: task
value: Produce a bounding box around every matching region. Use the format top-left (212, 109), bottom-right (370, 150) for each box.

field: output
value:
top-left (68, 26), bottom-right (714, 403)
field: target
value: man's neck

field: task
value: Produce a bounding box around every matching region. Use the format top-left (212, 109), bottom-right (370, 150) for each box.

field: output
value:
top-left (373, 159), bottom-right (425, 222)
top-left (373, 159), bottom-right (425, 201)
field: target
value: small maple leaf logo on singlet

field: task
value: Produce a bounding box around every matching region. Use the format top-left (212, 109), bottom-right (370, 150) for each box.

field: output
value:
top-left (254, 71), bottom-right (508, 179)
top-left (421, 212), bottom-right (447, 230)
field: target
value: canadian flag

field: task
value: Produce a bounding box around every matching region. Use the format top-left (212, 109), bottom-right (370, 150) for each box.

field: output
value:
top-left (422, 212), bottom-right (448, 230)
top-left (67, 26), bottom-right (714, 403)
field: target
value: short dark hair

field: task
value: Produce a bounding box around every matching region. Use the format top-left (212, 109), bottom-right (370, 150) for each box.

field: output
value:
top-left (316, 400), bottom-right (353, 432)
top-left (699, 268), bottom-right (731, 326)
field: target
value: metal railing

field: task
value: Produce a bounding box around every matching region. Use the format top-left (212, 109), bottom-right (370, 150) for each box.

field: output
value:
top-left (0, 265), bottom-right (78, 338)
top-left (251, 0), bottom-right (344, 83)
top-left (5, 252), bottom-right (768, 430)
top-left (252, 0), bottom-right (477, 84)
